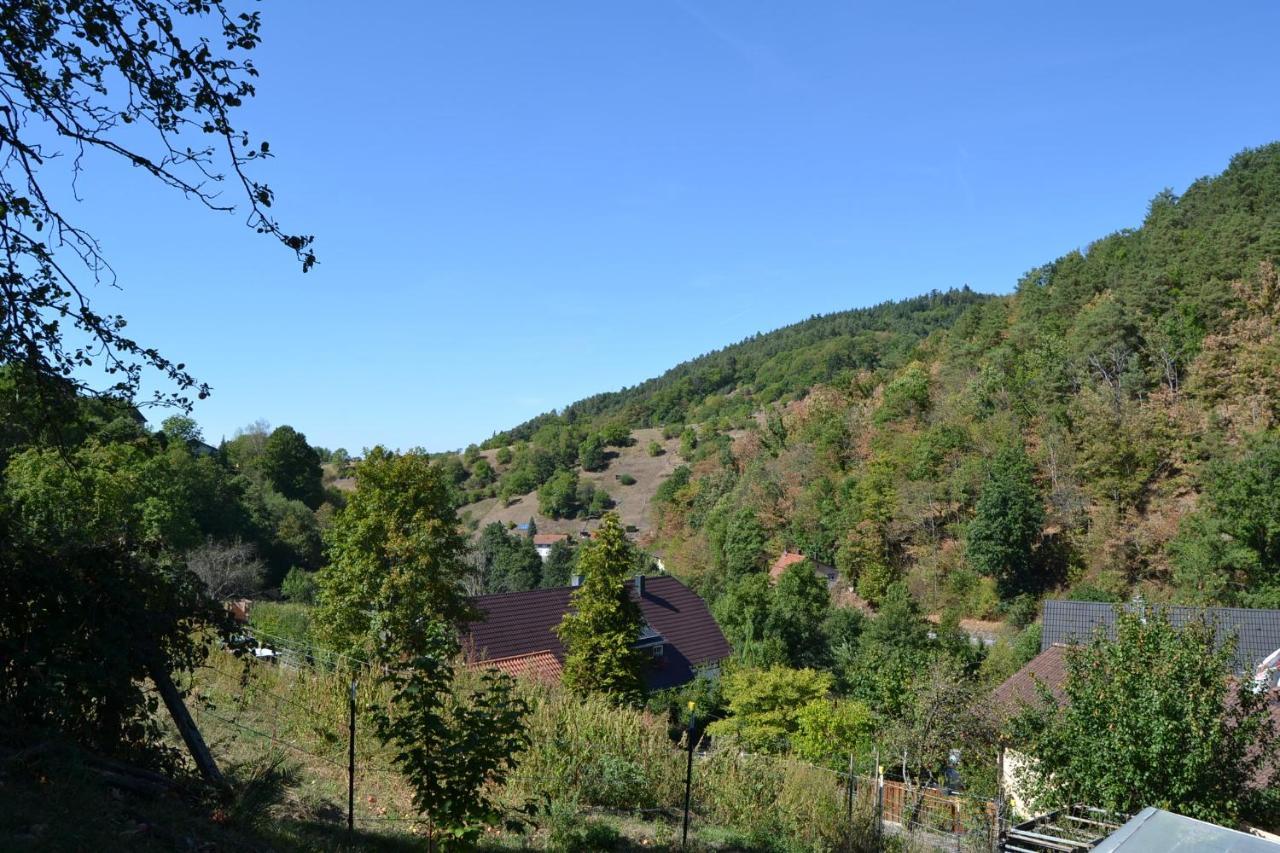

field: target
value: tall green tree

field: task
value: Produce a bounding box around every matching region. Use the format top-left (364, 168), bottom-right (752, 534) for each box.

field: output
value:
top-left (712, 573), bottom-right (784, 667)
top-left (316, 447), bottom-right (473, 653)
top-left (540, 539), bottom-right (576, 588)
top-left (766, 559), bottom-right (831, 668)
top-left (1010, 609), bottom-right (1279, 825)
top-left (966, 442), bottom-right (1044, 597)
top-left (722, 507), bottom-right (768, 578)
top-left (578, 433), bottom-right (607, 472)
top-left (556, 513), bottom-right (646, 703)
top-left (538, 469), bottom-right (580, 519)
top-left (261, 425), bottom-right (324, 509)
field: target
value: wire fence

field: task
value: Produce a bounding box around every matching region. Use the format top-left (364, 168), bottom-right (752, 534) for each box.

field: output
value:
top-left (185, 643), bottom-right (1006, 851)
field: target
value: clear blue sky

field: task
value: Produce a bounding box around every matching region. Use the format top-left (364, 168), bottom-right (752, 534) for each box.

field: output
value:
top-left (56, 1), bottom-right (1280, 452)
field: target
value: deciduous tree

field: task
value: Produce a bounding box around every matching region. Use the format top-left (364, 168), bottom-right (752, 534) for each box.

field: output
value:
top-left (316, 447), bottom-right (473, 653)
top-left (1010, 609), bottom-right (1279, 824)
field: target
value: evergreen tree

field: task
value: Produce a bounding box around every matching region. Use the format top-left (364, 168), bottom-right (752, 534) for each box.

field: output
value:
top-left (556, 513), bottom-right (646, 703)
top-left (966, 442), bottom-right (1044, 596)
top-left (722, 508), bottom-right (767, 578)
top-left (541, 539), bottom-right (576, 588)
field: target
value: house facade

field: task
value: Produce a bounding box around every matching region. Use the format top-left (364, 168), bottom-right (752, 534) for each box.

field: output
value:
top-left (532, 533), bottom-right (569, 561)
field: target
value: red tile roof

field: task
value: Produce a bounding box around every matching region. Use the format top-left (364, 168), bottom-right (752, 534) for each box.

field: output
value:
top-left (476, 650), bottom-right (563, 682)
top-left (532, 533), bottom-right (569, 546)
top-left (769, 551), bottom-right (808, 581)
top-left (465, 575), bottom-right (730, 690)
top-left (991, 644), bottom-right (1069, 719)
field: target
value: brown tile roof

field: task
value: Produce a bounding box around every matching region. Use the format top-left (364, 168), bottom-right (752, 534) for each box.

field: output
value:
top-left (465, 575), bottom-right (730, 690)
top-left (991, 644), bottom-right (1070, 719)
top-left (769, 551), bottom-right (808, 581)
top-left (476, 650), bottom-right (563, 682)
top-left (532, 533), bottom-right (569, 546)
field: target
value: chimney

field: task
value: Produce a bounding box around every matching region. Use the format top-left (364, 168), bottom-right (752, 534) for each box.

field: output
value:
top-left (571, 574), bottom-right (583, 587)
top-left (636, 574), bottom-right (645, 598)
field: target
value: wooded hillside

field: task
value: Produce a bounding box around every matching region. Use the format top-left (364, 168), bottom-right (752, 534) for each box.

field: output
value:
top-left (465, 142), bottom-right (1280, 618)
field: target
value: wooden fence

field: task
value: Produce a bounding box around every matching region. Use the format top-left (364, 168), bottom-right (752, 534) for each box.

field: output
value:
top-left (861, 777), bottom-right (996, 835)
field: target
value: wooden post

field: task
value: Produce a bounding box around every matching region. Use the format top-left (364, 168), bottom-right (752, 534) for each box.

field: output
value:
top-left (148, 655), bottom-right (224, 787)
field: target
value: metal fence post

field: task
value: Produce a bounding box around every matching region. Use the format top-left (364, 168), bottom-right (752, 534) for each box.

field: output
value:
top-left (682, 703), bottom-right (695, 850)
top-left (348, 678), bottom-right (357, 832)
top-left (847, 752), bottom-right (854, 824)
top-left (874, 746), bottom-right (883, 851)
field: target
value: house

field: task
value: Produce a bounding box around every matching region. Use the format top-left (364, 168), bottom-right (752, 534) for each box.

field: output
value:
top-left (532, 533), bottom-right (570, 561)
top-left (993, 600), bottom-right (1280, 819)
top-left (769, 550), bottom-right (840, 589)
top-left (1039, 599), bottom-right (1280, 675)
top-left (465, 574), bottom-right (731, 690)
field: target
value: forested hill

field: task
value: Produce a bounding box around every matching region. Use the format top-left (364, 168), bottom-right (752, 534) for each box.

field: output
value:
top-left (458, 142), bottom-right (1280, 624)
top-left (482, 288), bottom-right (993, 447)
top-left (644, 141), bottom-right (1280, 618)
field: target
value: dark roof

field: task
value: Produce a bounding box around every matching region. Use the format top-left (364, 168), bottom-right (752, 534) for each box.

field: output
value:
top-left (1042, 600), bottom-right (1280, 673)
top-left (466, 575), bottom-right (730, 690)
top-left (991, 644), bottom-right (1069, 719)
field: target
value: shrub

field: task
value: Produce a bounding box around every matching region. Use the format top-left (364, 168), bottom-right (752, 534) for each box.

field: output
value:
top-left (545, 804), bottom-right (620, 852)
top-left (647, 440), bottom-right (664, 457)
top-left (248, 601), bottom-right (313, 647)
top-left (506, 687), bottom-right (682, 811)
top-left (618, 473), bottom-right (637, 486)
top-left (280, 566), bottom-right (318, 603)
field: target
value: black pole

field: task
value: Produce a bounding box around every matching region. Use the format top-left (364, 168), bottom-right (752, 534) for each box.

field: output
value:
top-left (348, 678), bottom-right (357, 832)
top-left (846, 751), bottom-right (854, 824)
top-left (682, 707), bottom-right (696, 849)
top-left (874, 747), bottom-right (883, 852)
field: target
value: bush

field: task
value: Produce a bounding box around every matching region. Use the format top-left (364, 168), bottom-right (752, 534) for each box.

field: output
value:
top-left (647, 440), bottom-right (664, 457)
top-left (507, 688), bottom-right (682, 811)
top-left (545, 805), bottom-right (620, 852)
top-left (247, 601), bottom-right (313, 647)
top-left (618, 473), bottom-right (637, 486)
top-left (280, 567), bottom-right (318, 603)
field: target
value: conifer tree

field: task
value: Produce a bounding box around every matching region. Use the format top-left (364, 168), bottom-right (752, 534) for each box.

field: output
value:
top-left (556, 513), bottom-right (646, 703)
top-left (966, 442), bottom-right (1044, 597)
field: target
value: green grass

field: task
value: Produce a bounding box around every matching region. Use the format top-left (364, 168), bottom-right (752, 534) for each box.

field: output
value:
top-left (4, 650), bottom-right (872, 851)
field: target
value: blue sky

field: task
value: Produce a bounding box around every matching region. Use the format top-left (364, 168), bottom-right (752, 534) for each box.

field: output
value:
top-left (55, 1), bottom-right (1280, 451)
